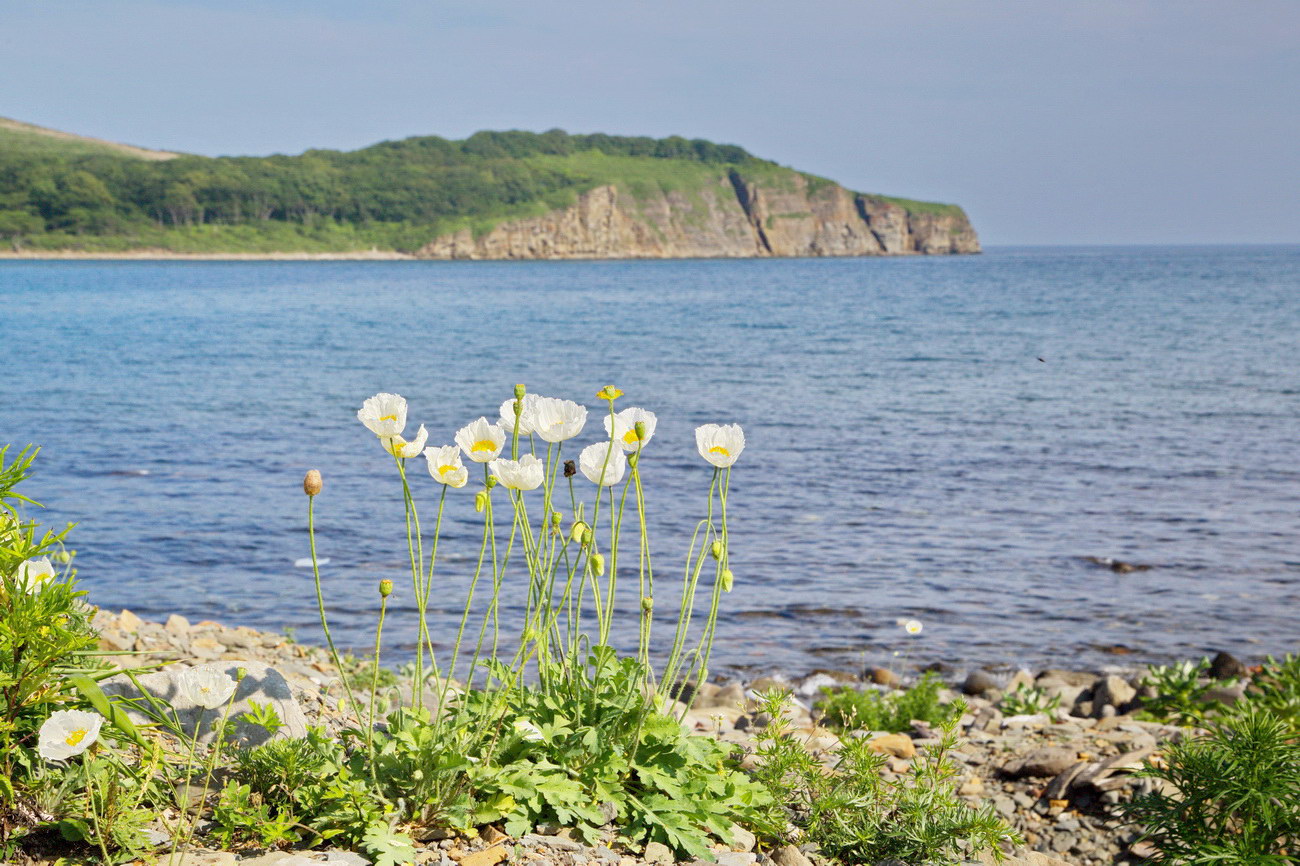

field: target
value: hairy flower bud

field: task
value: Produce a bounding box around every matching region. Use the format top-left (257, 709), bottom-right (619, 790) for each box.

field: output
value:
top-left (633, 420), bottom-right (647, 441)
top-left (551, 511), bottom-right (562, 528)
top-left (563, 459), bottom-right (576, 478)
top-left (514, 383), bottom-right (526, 399)
top-left (590, 552), bottom-right (606, 577)
top-left (303, 469), bottom-right (323, 497)
top-left (474, 491), bottom-right (487, 513)
top-left (710, 541), bottom-right (724, 560)
top-left (571, 520), bottom-right (590, 544)
top-left (641, 596), bottom-right (654, 613)
top-left (720, 569), bottom-right (734, 592)
top-left (379, 579), bottom-right (393, 597)
top-left (485, 475), bottom-right (498, 489)
top-left (627, 453), bottom-right (639, 470)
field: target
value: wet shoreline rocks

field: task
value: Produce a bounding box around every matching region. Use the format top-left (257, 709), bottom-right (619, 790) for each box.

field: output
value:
top-left (86, 607), bottom-right (1237, 866)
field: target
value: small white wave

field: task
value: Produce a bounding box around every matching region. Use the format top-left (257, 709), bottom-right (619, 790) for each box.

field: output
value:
top-left (294, 557), bottom-right (329, 568)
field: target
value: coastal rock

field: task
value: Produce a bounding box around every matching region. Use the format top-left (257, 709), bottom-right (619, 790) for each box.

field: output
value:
top-left (1091, 675), bottom-right (1137, 716)
top-left (962, 670), bottom-right (1001, 696)
top-left (101, 660), bottom-right (309, 746)
top-left (1001, 747), bottom-right (1078, 779)
top-left (417, 179), bottom-right (978, 261)
top-left (1209, 651), bottom-right (1247, 680)
top-left (867, 733), bottom-right (917, 758)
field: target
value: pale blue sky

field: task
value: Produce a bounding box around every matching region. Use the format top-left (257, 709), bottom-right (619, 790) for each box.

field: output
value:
top-left (3, 0), bottom-right (1296, 245)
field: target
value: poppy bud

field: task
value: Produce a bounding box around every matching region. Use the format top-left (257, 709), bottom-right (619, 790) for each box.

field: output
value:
top-left (379, 579), bottom-right (393, 597)
top-left (627, 453), bottom-right (639, 470)
top-left (236, 667), bottom-right (249, 682)
top-left (710, 541), bottom-right (724, 560)
top-left (634, 421), bottom-right (647, 441)
top-left (720, 569), bottom-right (734, 592)
top-left (514, 383), bottom-right (526, 399)
top-left (485, 475), bottom-right (498, 489)
top-left (582, 526), bottom-right (594, 546)
top-left (551, 511), bottom-right (562, 528)
top-left (571, 520), bottom-right (590, 544)
top-left (590, 553), bottom-right (606, 577)
top-left (474, 491), bottom-right (487, 513)
top-left (303, 469), bottom-right (323, 497)
top-left (641, 596), bottom-right (654, 612)
top-left (563, 460), bottom-right (576, 478)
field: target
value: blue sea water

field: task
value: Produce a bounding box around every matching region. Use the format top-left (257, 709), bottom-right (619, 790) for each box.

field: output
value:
top-left (2, 246), bottom-right (1298, 678)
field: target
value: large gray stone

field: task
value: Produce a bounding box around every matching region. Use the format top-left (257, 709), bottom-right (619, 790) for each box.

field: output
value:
top-left (101, 659), bottom-right (308, 747)
top-left (1092, 675), bottom-right (1137, 716)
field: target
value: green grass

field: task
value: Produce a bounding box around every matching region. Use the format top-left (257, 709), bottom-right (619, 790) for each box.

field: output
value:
top-left (861, 193), bottom-right (967, 219)
top-left (0, 117), bottom-right (176, 161)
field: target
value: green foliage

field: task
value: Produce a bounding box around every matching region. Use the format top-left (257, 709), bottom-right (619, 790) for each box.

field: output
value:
top-left (0, 121), bottom-right (961, 253)
top-left (749, 691), bottom-right (1019, 864)
top-left (1138, 659), bottom-right (1227, 726)
top-left (1123, 708), bottom-right (1300, 864)
top-left (0, 447), bottom-right (98, 785)
top-left (218, 657), bottom-right (768, 860)
top-left (999, 684), bottom-right (1061, 717)
top-left (815, 673), bottom-right (960, 734)
top-left (1234, 653), bottom-right (1300, 733)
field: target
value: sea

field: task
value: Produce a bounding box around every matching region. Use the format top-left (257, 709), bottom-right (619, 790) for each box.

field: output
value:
top-left (3, 246), bottom-right (1298, 679)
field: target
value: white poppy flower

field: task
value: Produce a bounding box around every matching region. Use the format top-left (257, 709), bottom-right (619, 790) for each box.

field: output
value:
top-left (14, 557), bottom-right (56, 592)
top-left (455, 417), bottom-right (506, 463)
top-left (381, 424), bottom-right (428, 459)
top-left (530, 397), bottom-right (588, 443)
top-left (499, 394), bottom-right (540, 437)
top-left (357, 393), bottom-right (408, 438)
top-left (489, 455), bottom-right (545, 491)
top-left (603, 407), bottom-right (658, 452)
top-left (902, 619), bottom-right (923, 636)
top-left (695, 424), bottom-right (746, 468)
top-left (178, 666), bottom-right (238, 709)
top-left (38, 709), bottom-right (103, 761)
top-left (579, 442), bottom-right (627, 486)
top-left (424, 445), bottom-right (469, 488)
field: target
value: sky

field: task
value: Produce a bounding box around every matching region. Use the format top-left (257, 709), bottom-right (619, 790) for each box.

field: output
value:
top-left (2, 0), bottom-right (1297, 245)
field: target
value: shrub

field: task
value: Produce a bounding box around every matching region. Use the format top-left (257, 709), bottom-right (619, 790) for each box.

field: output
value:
top-left (749, 690), bottom-right (1019, 863)
top-left (1123, 708), bottom-right (1300, 864)
top-left (815, 673), bottom-right (960, 733)
top-left (999, 684), bottom-right (1061, 717)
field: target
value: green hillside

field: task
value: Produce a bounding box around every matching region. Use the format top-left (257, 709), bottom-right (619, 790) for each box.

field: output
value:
top-left (0, 120), bottom-right (964, 254)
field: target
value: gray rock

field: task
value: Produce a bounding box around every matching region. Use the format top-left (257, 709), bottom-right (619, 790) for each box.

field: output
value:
top-left (324, 852), bottom-right (373, 866)
top-left (962, 670), bottom-right (1000, 696)
top-left (1209, 651), bottom-right (1247, 681)
top-left (1092, 675), bottom-right (1136, 715)
top-left (237, 854), bottom-right (324, 866)
top-left (716, 854), bottom-right (757, 866)
top-left (771, 845), bottom-right (813, 866)
top-left (729, 824), bottom-right (757, 852)
top-left (1201, 681), bottom-right (1247, 706)
top-left (643, 842), bottom-right (673, 865)
top-left (522, 834), bottom-right (585, 852)
top-left (101, 660), bottom-right (309, 747)
top-left (1002, 747), bottom-right (1079, 779)
top-left (173, 852), bottom-right (237, 866)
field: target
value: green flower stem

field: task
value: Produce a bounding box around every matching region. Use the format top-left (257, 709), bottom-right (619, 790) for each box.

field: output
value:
top-left (660, 468), bottom-right (719, 700)
top-left (85, 757), bottom-right (112, 866)
top-left (692, 468), bottom-right (732, 689)
top-left (600, 465), bottom-right (636, 646)
top-left (394, 457), bottom-right (432, 711)
top-left (308, 496), bottom-right (362, 725)
top-left (367, 592), bottom-right (388, 765)
top-left (179, 680), bottom-right (242, 855)
top-left (421, 484), bottom-right (448, 673)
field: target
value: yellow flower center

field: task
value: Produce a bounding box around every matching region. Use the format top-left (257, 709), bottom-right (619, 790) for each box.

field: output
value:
top-left (708, 446), bottom-right (730, 456)
top-left (379, 414), bottom-right (398, 422)
top-left (438, 465), bottom-right (459, 476)
top-left (622, 430), bottom-right (640, 445)
top-left (65, 729), bottom-right (88, 747)
top-left (471, 440), bottom-right (496, 452)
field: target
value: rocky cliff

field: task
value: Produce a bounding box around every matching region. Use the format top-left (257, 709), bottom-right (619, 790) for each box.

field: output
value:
top-left (418, 170), bottom-right (979, 260)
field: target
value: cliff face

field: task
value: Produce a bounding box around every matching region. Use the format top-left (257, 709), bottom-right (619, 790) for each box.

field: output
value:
top-left (418, 172), bottom-right (979, 260)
